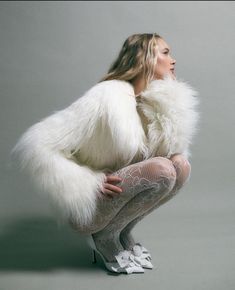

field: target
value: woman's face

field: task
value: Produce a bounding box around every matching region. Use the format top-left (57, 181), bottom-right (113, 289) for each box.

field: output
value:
top-left (154, 38), bottom-right (176, 80)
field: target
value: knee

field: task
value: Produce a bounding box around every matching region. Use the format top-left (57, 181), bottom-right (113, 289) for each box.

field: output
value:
top-left (145, 157), bottom-right (177, 189)
top-left (183, 159), bottom-right (191, 179)
top-left (171, 155), bottom-right (191, 177)
top-left (170, 154), bottom-right (191, 184)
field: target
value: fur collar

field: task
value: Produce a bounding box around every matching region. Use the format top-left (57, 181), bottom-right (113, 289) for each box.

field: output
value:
top-left (136, 75), bottom-right (200, 158)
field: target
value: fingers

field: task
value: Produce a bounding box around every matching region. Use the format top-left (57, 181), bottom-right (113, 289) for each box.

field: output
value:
top-left (105, 175), bottom-right (122, 183)
top-left (105, 183), bottom-right (123, 193)
top-left (102, 183), bottom-right (122, 199)
top-left (101, 175), bottom-right (123, 199)
top-left (102, 187), bottom-right (121, 199)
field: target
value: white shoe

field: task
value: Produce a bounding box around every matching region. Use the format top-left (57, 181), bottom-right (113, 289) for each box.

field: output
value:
top-left (86, 234), bottom-right (145, 274)
top-left (131, 243), bottom-right (154, 269)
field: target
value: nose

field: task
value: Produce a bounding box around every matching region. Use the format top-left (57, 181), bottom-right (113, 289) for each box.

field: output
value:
top-left (171, 57), bottom-right (176, 65)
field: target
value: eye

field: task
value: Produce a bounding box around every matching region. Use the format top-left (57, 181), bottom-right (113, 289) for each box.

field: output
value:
top-left (163, 51), bottom-right (169, 54)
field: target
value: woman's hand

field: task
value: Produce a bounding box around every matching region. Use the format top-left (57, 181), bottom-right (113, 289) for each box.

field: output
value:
top-left (101, 175), bottom-right (123, 199)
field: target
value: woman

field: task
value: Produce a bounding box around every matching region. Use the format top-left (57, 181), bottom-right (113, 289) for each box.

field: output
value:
top-left (10, 33), bottom-right (200, 274)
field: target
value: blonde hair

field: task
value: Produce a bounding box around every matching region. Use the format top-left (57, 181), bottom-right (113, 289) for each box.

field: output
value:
top-left (98, 33), bottom-right (162, 91)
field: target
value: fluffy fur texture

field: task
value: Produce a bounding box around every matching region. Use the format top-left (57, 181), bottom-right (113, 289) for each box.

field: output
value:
top-left (10, 76), bottom-right (200, 227)
top-left (137, 74), bottom-right (200, 159)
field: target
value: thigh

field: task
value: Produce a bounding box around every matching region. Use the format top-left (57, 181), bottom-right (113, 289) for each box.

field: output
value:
top-left (76, 156), bottom-right (177, 233)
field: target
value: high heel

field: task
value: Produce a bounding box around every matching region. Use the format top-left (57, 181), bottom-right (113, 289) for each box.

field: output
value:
top-left (86, 234), bottom-right (145, 274)
top-left (92, 249), bottom-right (97, 264)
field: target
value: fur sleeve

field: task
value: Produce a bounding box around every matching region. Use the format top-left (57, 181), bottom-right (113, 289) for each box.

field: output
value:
top-left (10, 85), bottom-right (108, 228)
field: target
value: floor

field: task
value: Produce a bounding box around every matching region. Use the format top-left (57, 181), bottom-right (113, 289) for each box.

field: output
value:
top-left (0, 185), bottom-right (234, 290)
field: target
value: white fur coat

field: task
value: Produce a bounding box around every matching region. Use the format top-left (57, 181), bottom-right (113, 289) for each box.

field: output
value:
top-left (10, 75), bottom-right (200, 227)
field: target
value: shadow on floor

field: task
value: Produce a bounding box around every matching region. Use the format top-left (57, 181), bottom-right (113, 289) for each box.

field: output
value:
top-left (0, 216), bottom-right (105, 272)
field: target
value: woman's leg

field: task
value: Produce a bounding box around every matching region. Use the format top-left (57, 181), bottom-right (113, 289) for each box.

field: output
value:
top-left (119, 154), bottom-right (191, 250)
top-left (88, 157), bottom-right (177, 262)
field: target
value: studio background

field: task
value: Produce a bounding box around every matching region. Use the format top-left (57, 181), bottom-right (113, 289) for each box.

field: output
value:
top-left (0, 1), bottom-right (234, 289)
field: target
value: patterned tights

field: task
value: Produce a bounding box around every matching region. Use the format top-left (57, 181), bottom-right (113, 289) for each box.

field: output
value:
top-left (70, 154), bottom-right (191, 262)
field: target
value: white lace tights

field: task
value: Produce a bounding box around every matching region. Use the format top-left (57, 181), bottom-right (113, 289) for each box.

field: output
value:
top-left (71, 154), bottom-right (191, 262)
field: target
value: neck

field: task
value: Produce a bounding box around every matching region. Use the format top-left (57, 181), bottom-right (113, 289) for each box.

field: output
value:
top-left (130, 75), bottom-right (146, 97)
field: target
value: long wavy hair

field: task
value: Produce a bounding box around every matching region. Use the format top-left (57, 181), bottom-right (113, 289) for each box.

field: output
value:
top-left (98, 33), bottom-right (162, 91)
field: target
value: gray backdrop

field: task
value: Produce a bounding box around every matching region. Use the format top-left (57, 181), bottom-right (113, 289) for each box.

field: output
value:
top-left (1, 1), bottom-right (234, 289)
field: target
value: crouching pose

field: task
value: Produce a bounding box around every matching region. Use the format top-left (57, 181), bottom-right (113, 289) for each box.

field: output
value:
top-left (11, 33), bottom-right (200, 274)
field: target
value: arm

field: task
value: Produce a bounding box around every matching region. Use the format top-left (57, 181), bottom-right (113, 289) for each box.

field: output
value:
top-left (10, 88), bottom-right (107, 228)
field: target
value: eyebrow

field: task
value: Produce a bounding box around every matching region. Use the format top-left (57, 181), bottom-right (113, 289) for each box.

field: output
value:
top-left (163, 47), bottom-right (170, 51)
